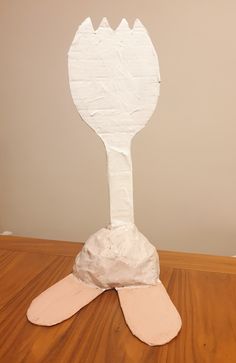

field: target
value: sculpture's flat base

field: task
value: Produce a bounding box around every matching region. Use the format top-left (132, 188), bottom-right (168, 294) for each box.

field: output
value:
top-left (27, 272), bottom-right (181, 346)
top-left (27, 274), bottom-right (104, 326)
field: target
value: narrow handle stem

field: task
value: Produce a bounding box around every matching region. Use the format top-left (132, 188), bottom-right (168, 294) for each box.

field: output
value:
top-left (102, 133), bottom-right (134, 228)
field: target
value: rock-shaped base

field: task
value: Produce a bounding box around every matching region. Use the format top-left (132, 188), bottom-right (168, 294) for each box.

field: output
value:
top-left (73, 224), bottom-right (159, 288)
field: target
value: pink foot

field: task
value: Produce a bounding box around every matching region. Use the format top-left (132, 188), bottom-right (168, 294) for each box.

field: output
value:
top-left (116, 281), bottom-right (182, 346)
top-left (27, 274), bottom-right (105, 326)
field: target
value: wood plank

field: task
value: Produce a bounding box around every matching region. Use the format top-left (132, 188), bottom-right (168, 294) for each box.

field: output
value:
top-left (1, 236), bottom-right (236, 274)
top-left (159, 250), bottom-right (236, 274)
top-left (0, 249), bottom-right (14, 264)
top-left (0, 236), bottom-right (82, 256)
top-left (0, 251), bottom-right (63, 308)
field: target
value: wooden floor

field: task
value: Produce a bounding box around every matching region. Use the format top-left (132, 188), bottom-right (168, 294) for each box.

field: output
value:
top-left (0, 236), bottom-right (235, 363)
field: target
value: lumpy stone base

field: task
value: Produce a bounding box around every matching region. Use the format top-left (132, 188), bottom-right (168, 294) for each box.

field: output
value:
top-left (73, 224), bottom-right (160, 289)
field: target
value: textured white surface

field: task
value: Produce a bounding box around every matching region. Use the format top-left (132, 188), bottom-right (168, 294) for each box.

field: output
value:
top-left (68, 18), bottom-right (160, 288)
top-left (73, 224), bottom-right (159, 288)
top-left (68, 17), bottom-right (160, 227)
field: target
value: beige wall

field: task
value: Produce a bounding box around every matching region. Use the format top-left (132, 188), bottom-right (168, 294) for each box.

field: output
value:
top-left (1, 0), bottom-right (236, 255)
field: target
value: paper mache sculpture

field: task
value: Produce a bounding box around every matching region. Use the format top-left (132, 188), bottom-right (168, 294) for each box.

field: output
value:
top-left (27, 18), bottom-right (182, 346)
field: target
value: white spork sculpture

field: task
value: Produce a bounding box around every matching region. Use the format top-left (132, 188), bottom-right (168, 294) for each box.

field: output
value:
top-left (27, 18), bottom-right (182, 346)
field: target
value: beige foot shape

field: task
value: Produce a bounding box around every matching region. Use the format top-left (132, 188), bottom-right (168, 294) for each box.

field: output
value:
top-left (116, 281), bottom-right (182, 346)
top-left (27, 274), bottom-right (104, 326)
